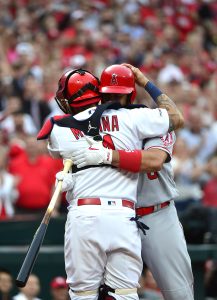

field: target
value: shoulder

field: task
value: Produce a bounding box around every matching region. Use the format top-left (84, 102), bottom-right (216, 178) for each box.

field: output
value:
top-left (161, 131), bottom-right (176, 145)
top-left (122, 107), bottom-right (164, 116)
top-left (37, 115), bottom-right (69, 140)
top-left (122, 107), bottom-right (167, 123)
top-left (144, 131), bottom-right (176, 157)
top-left (105, 107), bottom-right (150, 117)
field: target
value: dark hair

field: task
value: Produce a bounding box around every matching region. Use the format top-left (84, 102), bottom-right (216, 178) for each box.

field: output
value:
top-left (12, 109), bottom-right (25, 116)
top-left (0, 267), bottom-right (12, 276)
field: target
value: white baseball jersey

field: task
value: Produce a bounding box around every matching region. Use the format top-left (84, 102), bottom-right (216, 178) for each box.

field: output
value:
top-left (48, 105), bottom-right (170, 300)
top-left (137, 131), bottom-right (179, 207)
top-left (49, 106), bottom-right (169, 204)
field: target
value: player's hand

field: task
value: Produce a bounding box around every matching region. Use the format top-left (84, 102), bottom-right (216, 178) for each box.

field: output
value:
top-left (55, 171), bottom-right (75, 192)
top-left (121, 63), bottom-right (149, 87)
top-left (71, 136), bottom-right (113, 168)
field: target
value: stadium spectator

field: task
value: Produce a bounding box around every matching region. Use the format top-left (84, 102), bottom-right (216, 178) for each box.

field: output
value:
top-left (201, 121), bottom-right (217, 162)
top-left (205, 260), bottom-right (217, 299)
top-left (0, 95), bottom-right (21, 123)
top-left (138, 266), bottom-right (163, 300)
top-left (8, 135), bottom-right (62, 216)
top-left (13, 274), bottom-right (42, 300)
top-left (0, 145), bottom-right (18, 219)
top-left (0, 95), bottom-right (37, 140)
top-left (21, 75), bottom-right (51, 130)
top-left (50, 277), bottom-right (69, 300)
top-left (0, 268), bottom-right (13, 300)
top-left (202, 155), bottom-right (217, 208)
top-left (178, 107), bottom-right (209, 163)
top-left (171, 136), bottom-right (203, 212)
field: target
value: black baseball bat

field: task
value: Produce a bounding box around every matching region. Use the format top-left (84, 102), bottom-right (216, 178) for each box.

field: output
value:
top-left (15, 159), bottom-right (73, 287)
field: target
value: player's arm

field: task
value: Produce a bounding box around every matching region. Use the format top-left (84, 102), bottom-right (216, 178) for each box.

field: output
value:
top-left (111, 148), bottom-right (168, 172)
top-left (113, 132), bottom-right (175, 172)
top-left (71, 137), bottom-right (168, 173)
top-left (122, 63), bottom-right (184, 132)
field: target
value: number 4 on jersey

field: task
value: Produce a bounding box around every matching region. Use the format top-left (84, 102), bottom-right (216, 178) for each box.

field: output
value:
top-left (102, 134), bottom-right (115, 150)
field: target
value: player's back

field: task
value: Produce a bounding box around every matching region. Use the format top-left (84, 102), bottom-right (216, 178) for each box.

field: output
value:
top-left (49, 106), bottom-right (169, 204)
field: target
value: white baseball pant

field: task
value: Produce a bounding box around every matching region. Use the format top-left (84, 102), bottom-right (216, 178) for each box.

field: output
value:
top-left (65, 199), bottom-right (142, 300)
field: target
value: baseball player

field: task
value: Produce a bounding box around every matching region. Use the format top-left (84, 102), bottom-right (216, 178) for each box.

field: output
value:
top-left (69, 66), bottom-right (194, 300)
top-left (37, 66), bottom-right (184, 300)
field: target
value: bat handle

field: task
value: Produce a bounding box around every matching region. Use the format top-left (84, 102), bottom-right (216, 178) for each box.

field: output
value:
top-left (43, 159), bottom-right (73, 223)
top-left (15, 159), bottom-right (73, 288)
top-left (62, 159), bottom-right (73, 174)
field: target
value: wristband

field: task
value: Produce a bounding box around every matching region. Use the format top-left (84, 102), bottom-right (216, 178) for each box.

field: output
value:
top-left (144, 81), bottom-right (162, 103)
top-left (118, 150), bottom-right (142, 173)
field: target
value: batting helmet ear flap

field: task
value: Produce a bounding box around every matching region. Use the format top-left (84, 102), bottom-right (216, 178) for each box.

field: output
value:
top-left (55, 69), bottom-right (79, 114)
top-left (55, 69), bottom-right (100, 114)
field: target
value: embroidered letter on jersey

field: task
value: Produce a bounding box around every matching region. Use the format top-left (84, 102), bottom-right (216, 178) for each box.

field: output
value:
top-left (100, 116), bottom-right (119, 132)
top-left (70, 128), bottom-right (84, 140)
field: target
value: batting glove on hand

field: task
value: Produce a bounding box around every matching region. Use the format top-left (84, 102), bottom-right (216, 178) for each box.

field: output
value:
top-left (55, 171), bottom-right (75, 192)
top-left (71, 136), bottom-right (113, 168)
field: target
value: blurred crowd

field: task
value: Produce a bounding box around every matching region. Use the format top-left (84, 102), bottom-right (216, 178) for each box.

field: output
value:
top-left (0, 268), bottom-right (70, 300)
top-left (0, 0), bottom-right (217, 237)
top-left (1, 264), bottom-right (217, 300)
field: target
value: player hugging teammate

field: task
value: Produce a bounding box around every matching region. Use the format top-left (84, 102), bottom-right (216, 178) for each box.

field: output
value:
top-left (38, 64), bottom-right (193, 300)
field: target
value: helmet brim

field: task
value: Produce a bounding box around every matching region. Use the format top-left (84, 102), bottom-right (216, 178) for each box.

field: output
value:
top-left (99, 86), bottom-right (134, 94)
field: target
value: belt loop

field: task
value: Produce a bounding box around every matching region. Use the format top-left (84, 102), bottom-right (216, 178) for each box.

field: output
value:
top-left (136, 201), bottom-right (171, 217)
top-left (153, 204), bottom-right (160, 212)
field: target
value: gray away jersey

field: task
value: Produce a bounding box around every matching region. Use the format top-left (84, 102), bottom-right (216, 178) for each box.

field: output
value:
top-left (137, 131), bottom-right (179, 207)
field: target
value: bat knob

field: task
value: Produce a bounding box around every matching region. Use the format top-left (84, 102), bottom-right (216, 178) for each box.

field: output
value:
top-left (15, 279), bottom-right (26, 288)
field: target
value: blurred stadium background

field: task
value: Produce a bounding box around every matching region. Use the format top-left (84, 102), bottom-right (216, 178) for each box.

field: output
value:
top-left (0, 0), bottom-right (217, 299)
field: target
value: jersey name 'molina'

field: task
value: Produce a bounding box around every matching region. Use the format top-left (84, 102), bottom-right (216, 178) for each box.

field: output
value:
top-left (99, 115), bottom-right (119, 132)
top-left (70, 115), bottom-right (120, 140)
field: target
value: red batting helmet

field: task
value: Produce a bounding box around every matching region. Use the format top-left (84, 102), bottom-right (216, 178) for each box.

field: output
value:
top-left (55, 69), bottom-right (100, 113)
top-left (99, 64), bottom-right (136, 103)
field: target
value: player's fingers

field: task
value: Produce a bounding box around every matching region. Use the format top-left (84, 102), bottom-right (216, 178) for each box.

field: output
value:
top-left (73, 157), bottom-right (86, 167)
top-left (71, 149), bottom-right (85, 158)
top-left (71, 152), bottom-right (86, 162)
top-left (56, 171), bottom-right (64, 181)
top-left (121, 63), bottom-right (133, 69)
top-left (86, 136), bottom-right (103, 149)
top-left (61, 181), bottom-right (68, 191)
top-left (85, 136), bottom-right (95, 146)
top-left (76, 159), bottom-right (87, 169)
top-left (61, 178), bottom-right (74, 192)
top-left (56, 173), bottom-right (74, 190)
top-left (76, 161), bottom-right (87, 168)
